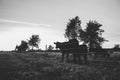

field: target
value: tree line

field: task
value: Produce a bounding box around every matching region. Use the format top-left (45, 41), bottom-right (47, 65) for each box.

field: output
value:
top-left (15, 35), bottom-right (55, 52)
top-left (15, 16), bottom-right (119, 52)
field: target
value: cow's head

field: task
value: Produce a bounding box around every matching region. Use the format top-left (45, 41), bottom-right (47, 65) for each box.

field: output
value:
top-left (54, 42), bottom-right (66, 49)
top-left (54, 42), bottom-right (61, 48)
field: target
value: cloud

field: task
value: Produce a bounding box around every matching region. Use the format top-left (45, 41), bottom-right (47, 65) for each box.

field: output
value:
top-left (0, 18), bottom-right (52, 32)
top-left (0, 19), bottom-right (51, 27)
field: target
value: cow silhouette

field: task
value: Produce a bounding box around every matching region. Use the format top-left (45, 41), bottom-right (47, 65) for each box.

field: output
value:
top-left (89, 48), bottom-right (109, 58)
top-left (54, 39), bottom-right (88, 63)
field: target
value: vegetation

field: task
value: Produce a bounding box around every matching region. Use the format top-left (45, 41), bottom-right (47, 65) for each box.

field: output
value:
top-left (113, 44), bottom-right (120, 51)
top-left (1, 52), bottom-right (120, 80)
top-left (28, 35), bottom-right (41, 50)
top-left (1, 16), bottom-right (120, 80)
top-left (15, 40), bottom-right (29, 52)
top-left (65, 16), bottom-right (82, 40)
top-left (79, 20), bottom-right (107, 48)
top-left (113, 44), bottom-right (120, 49)
top-left (65, 16), bottom-right (107, 48)
top-left (15, 16), bottom-right (107, 51)
top-left (47, 45), bottom-right (54, 51)
top-left (15, 34), bottom-right (41, 52)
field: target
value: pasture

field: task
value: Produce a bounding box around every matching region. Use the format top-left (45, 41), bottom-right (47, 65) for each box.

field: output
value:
top-left (0, 51), bottom-right (120, 80)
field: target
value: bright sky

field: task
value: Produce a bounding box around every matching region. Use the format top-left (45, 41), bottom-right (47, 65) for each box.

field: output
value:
top-left (0, 0), bottom-right (120, 50)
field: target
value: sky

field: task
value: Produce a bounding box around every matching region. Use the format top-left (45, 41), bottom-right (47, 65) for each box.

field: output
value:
top-left (0, 0), bottom-right (120, 50)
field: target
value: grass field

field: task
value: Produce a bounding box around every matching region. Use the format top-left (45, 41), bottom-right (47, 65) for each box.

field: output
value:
top-left (0, 51), bottom-right (120, 80)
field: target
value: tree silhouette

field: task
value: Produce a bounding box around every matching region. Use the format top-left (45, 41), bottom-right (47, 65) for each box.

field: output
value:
top-left (114, 44), bottom-right (120, 49)
top-left (65, 16), bottom-right (82, 40)
top-left (113, 44), bottom-right (120, 51)
top-left (28, 35), bottom-right (40, 50)
top-left (79, 20), bottom-right (106, 48)
top-left (47, 45), bottom-right (54, 51)
top-left (16, 40), bottom-right (29, 52)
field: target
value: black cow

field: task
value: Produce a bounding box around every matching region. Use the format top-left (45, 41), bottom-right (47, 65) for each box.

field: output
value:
top-left (72, 44), bottom-right (88, 63)
top-left (54, 39), bottom-right (88, 63)
top-left (89, 48), bottom-right (109, 58)
top-left (54, 42), bottom-right (70, 62)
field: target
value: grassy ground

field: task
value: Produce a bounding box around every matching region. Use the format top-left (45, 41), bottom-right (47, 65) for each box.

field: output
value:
top-left (0, 51), bottom-right (120, 80)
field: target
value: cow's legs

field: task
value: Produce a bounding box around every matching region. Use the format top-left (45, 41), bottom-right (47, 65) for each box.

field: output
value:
top-left (83, 54), bottom-right (87, 64)
top-left (73, 54), bottom-right (77, 63)
top-left (106, 52), bottom-right (110, 58)
top-left (78, 54), bottom-right (82, 64)
top-left (62, 53), bottom-right (64, 62)
top-left (66, 53), bottom-right (69, 62)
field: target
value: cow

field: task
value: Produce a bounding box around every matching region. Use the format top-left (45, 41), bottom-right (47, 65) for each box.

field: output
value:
top-left (54, 41), bottom-right (70, 62)
top-left (54, 39), bottom-right (88, 63)
top-left (89, 48), bottom-right (110, 58)
top-left (71, 44), bottom-right (88, 63)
